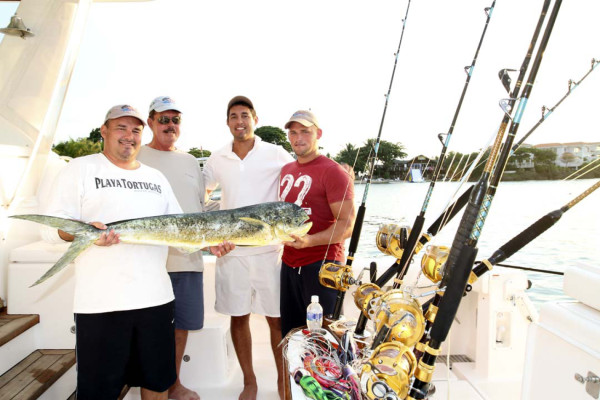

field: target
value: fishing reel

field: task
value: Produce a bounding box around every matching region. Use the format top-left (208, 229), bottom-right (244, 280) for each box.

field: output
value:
top-left (420, 245), bottom-right (449, 283)
top-left (361, 341), bottom-right (417, 400)
top-left (354, 283), bottom-right (384, 319)
top-left (376, 224), bottom-right (410, 259)
top-left (319, 262), bottom-right (356, 291)
top-left (371, 290), bottom-right (425, 348)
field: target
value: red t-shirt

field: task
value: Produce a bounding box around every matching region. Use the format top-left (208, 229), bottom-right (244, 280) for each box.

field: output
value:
top-left (279, 155), bottom-right (354, 267)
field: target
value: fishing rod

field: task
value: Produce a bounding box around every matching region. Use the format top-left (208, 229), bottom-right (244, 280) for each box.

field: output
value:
top-left (326, 0), bottom-right (413, 321)
top-left (512, 58), bottom-right (599, 152)
top-left (418, 179), bottom-right (598, 320)
top-left (409, 57), bottom-right (600, 258)
top-left (470, 178), bottom-right (600, 281)
top-left (352, 0), bottom-right (499, 336)
top-left (408, 1), bottom-right (562, 398)
top-left (421, 179), bottom-right (599, 308)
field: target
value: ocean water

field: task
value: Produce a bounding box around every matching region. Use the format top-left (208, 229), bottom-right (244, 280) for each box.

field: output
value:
top-left (349, 179), bottom-right (600, 306)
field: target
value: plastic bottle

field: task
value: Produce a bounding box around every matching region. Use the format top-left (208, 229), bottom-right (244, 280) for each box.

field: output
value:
top-left (306, 295), bottom-right (323, 332)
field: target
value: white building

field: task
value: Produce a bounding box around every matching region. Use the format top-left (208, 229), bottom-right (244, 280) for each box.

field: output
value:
top-left (533, 141), bottom-right (600, 167)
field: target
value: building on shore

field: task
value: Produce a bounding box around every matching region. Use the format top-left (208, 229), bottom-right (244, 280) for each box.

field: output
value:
top-left (533, 141), bottom-right (600, 168)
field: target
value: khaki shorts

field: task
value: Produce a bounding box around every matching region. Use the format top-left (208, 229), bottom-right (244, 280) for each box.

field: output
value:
top-left (215, 250), bottom-right (282, 317)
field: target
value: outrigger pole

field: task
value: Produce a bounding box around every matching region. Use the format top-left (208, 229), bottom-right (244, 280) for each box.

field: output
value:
top-left (408, 1), bottom-right (563, 398)
top-left (354, 0), bottom-right (498, 334)
top-left (471, 179), bottom-right (600, 281)
top-left (329, 0), bottom-right (413, 320)
top-left (410, 57), bottom-right (599, 255)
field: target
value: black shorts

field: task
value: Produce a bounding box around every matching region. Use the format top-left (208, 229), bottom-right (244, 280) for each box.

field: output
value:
top-left (280, 260), bottom-right (340, 338)
top-left (74, 301), bottom-right (176, 399)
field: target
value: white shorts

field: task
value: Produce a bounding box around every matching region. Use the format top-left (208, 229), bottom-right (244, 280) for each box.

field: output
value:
top-left (215, 250), bottom-right (282, 317)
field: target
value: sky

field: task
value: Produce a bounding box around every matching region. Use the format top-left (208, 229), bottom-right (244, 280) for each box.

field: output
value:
top-left (1, 0), bottom-right (598, 159)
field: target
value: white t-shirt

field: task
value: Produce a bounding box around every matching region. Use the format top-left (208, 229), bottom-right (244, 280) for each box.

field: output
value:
top-left (41, 153), bottom-right (182, 313)
top-left (138, 145), bottom-right (218, 273)
top-left (203, 136), bottom-right (294, 256)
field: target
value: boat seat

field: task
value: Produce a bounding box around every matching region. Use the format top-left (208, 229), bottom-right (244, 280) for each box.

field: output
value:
top-left (563, 263), bottom-right (600, 311)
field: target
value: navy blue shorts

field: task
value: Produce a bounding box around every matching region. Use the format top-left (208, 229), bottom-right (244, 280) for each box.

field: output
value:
top-left (169, 271), bottom-right (204, 330)
top-left (280, 260), bottom-right (340, 338)
top-left (74, 301), bottom-right (176, 399)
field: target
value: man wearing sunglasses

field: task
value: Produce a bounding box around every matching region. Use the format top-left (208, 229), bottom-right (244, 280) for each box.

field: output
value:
top-left (138, 96), bottom-right (234, 400)
top-left (203, 96), bottom-right (295, 400)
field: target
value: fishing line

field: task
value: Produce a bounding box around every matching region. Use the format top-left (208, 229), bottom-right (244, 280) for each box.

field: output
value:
top-left (564, 157), bottom-right (600, 180)
top-left (441, 151), bottom-right (458, 182)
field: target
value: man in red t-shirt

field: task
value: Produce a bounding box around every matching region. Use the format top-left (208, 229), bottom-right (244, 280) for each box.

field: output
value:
top-left (278, 110), bottom-right (356, 337)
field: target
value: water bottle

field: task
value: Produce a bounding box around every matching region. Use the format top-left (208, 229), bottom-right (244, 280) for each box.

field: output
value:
top-left (306, 295), bottom-right (323, 332)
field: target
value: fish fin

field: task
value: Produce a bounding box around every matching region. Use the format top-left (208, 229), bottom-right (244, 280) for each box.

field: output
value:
top-left (174, 246), bottom-right (204, 255)
top-left (239, 217), bottom-right (270, 229)
top-left (10, 214), bottom-right (97, 236)
top-left (30, 237), bottom-right (95, 287)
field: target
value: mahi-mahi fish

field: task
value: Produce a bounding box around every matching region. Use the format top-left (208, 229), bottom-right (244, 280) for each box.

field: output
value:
top-left (10, 201), bottom-right (311, 287)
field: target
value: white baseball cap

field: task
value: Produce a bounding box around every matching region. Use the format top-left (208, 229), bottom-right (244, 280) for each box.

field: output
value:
top-left (149, 96), bottom-right (182, 113)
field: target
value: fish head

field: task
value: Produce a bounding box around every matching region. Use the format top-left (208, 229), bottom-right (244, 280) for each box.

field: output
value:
top-left (273, 203), bottom-right (312, 241)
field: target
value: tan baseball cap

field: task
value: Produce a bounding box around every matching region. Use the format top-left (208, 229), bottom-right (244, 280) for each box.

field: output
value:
top-left (104, 104), bottom-right (145, 126)
top-left (284, 110), bottom-right (319, 129)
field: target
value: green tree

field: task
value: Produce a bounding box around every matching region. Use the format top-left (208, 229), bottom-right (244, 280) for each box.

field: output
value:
top-left (530, 148), bottom-right (556, 166)
top-left (255, 126), bottom-right (293, 153)
top-left (335, 143), bottom-right (361, 169)
top-left (560, 151), bottom-right (577, 167)
top-left (52, 138), bottom-right (102, 158)
top-left (334, 140), bottom-right (406, 178)
top-left (188, 147), bottom-right (211, 158)
top-left (367, 139), bottom-right (406, 178)
top-left (509, 148), bottom-right (533, 169)
top-left (89, 127), bottom-right (102, 143)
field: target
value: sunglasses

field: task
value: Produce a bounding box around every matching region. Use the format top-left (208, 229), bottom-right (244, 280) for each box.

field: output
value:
top-left (157, 116), bottom-right (181, 125)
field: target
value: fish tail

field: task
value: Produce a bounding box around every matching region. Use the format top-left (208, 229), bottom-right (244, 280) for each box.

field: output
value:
top-left (10, 214), bottom-right (99, 236)
top-left (30, 237), bottom-right (95, 287)
top-left (9, 215), bottom-right (100, 287)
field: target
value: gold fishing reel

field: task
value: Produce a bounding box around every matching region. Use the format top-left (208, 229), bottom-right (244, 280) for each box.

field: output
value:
top-left (353, 283), bottom-right (383, 319)
top-left (376, 224), bottom-right (410, 259)
top-left (318, 262), bottom-right (356, 291)
top-left (372, 289), bottom-right (425, 348)
top-left (420, 244), bottom-right (449, 283)
top-left (361, 341), bottom-right (417, 400)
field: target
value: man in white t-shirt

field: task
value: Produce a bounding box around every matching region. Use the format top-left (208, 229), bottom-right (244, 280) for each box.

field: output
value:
top-left (138, 96), bottom-right (233, 400)
top-left (41, 105), bottom-right (180, 400)
top-left (203, 96), bottom-right (294, 400)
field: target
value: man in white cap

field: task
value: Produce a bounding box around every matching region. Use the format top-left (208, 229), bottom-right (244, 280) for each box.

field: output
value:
top-left (279, 110), bottom-right (356, 338)
top-left (203, 96), bottom-right (294, 400)
top-left (41, 104), bottom-right (182, 399)
top-left (138, 96), bottom-right (234, 400)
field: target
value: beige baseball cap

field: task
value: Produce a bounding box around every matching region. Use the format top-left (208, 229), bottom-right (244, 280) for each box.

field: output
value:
top-left (284, 110), bottom-right (319, 129)
top-left (104, 104), bottom-right (145, 126)
top-left (227, 95), bottom-right (254, 116)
